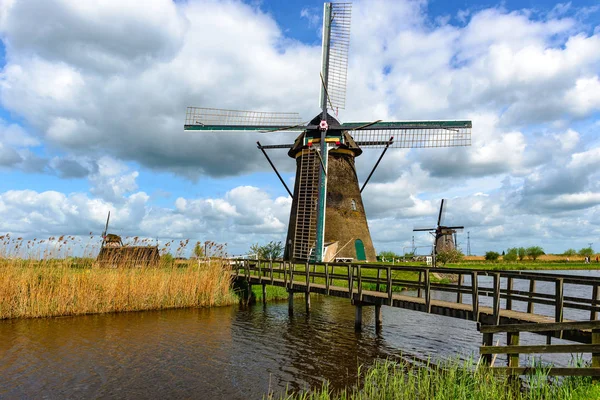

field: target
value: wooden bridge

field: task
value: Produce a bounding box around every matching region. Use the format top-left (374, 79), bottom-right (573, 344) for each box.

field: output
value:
top-left (232, 260), bottom-right (600, 375)
top-left (232, 260), bottom-right (600, 341)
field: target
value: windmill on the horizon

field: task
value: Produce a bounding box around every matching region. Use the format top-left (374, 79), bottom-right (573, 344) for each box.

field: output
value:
top-left (184, 2), bottom-right (471, 263)
top-left (413, 199), bottom-right (464, 255)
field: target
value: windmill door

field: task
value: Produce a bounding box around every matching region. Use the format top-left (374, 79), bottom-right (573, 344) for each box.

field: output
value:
top-left (355, 239), bottom-right (366, 261)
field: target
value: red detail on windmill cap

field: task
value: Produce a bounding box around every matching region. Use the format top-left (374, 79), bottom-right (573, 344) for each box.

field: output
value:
top-left (335, 141), bottom-right (341, 146)
top-left (319, 120), bottom-right (328, 131)
top-left (307, 142), bottom-right (313, 147)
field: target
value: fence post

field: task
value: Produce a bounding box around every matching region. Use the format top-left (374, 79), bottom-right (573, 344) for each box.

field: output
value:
top-left (357, 265), bottom-right (363, 301)
top-left (425, 269), bottom-right (431, 313)
top-left (290, 262), bottom-right (295, 291)
top-left (376, 267), bottom-right (381, 292)
top-left (556, 278), bottom-right (564, 339)
top-left (417, 271), bottom-right (423, 298)
top-left (506, 276), bottom-right (513, 311)
top-left (457, 273), bottom-right (463, 303)
top-left (492, 273), bottom-right (501, 325)
top-left (527, 279), bottom-right (536, 314)
top-left (481, 332), bottom-right (493, 366)
top-left (593, 329), bottom-right (600, 372)
top-left (507, 331), bottom-right (520, 369)
top-left (472, 271), bottom-right (479, 322)
top-left (258, 260), bottom-right (262, 284)
top-left (325, 263), bottom-right (330, 295)
top-left (270, 260), bottom-right (274, 284)
top-left (306, 260), bottom-right (310, 291)
top-left (592, 284), bottom-right (599, 321)
top-left (387, 266), bottom-right (393, 306)
top-left (348, 264), bottom-right (354, 299)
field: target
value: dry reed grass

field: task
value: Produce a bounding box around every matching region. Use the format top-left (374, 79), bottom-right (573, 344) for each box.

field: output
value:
top-left (0, 234), bottom-right (237, 319)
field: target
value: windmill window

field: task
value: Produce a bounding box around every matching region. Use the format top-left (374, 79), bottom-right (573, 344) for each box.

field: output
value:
top-left (351, 199), bottom-right (357, 211)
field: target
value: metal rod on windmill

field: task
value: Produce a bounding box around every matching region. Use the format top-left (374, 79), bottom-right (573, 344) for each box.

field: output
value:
top-left (183, 2), bottom-right (472, 264)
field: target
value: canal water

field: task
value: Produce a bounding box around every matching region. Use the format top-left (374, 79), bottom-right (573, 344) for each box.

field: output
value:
top-left (1, 270), bottom-right (598, 399)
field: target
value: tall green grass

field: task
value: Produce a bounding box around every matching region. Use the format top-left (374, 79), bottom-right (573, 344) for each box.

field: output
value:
top-left (272, 358), bottom-right (600, 400)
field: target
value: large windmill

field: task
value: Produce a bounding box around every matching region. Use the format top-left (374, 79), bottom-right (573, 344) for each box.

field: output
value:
top-left (184, 3), bottom-right (471, 263)
top-left (413, 199), bottom-right (464, 255)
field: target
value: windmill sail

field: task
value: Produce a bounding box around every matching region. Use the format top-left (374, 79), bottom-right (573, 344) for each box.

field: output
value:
top-left (345, 120), bottom-right (472, 148)
top-left (320, 2), bottom-right (351, 112)
top-left (184, 107), bottom-right (304, 131)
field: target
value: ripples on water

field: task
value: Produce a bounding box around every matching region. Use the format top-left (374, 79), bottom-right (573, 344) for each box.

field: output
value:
top-left (1, 269), bottom-right (598, 399)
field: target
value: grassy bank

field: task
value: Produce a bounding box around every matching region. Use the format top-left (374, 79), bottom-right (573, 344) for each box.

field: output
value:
top-left (443, 261), bottom-right (599, 271)
top-left (0, 260), bottom-right (236, 319)
top-left (274, 358), bottom-right (600, 400)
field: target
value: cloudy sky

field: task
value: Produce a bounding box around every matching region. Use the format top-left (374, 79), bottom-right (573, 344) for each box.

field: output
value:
top-left (0, 0), bottom-right (599, 256)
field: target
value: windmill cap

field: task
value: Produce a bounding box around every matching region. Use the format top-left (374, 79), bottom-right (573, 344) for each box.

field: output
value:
top-left (309, 112), bottom-right (341, 128)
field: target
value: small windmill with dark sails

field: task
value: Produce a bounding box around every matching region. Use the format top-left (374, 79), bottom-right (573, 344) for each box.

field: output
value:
top-left (413, 199), bottom-right (464, 255)
top-left (184, 2), bottom-right (471, 263)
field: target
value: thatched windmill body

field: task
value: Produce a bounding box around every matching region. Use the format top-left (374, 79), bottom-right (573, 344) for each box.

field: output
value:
top-left (413, 199), bottom-right (464, 255)
top-left (185, 3), bottom-right (471, 263)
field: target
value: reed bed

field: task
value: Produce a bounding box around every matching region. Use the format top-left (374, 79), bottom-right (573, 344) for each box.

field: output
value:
top-left (0, 260), bottom-right (236, 319)
top-left (275, 358), bottom-right (600, 400)
top-left (0, 234), bottom-right (237, 319)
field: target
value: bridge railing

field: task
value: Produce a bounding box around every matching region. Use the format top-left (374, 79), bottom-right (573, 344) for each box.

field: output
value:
top-left (478, 320), bottom-right (600, 376)
top-left (231, 259), bottom-right (600, 324)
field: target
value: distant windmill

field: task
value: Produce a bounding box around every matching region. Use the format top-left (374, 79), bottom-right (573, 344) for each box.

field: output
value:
top-left (97, 211), bottom-right (159, 267)
top-left (184, 2), bottom-right (471, 263)
top-left (414, 199), bottom-right (464, 255)
top-left (101, 211), bottom-right (123, 248)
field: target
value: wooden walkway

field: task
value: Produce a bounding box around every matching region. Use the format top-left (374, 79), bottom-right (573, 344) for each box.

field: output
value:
top-left (232, 260), bottom-right (600, 344)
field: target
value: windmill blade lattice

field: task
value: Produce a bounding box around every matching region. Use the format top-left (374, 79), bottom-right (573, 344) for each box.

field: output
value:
top-left (320, 2), bottom-right (351, 111)
top-left (184, 107), bottom-right (304, 131)
top-left (345, 121), bottom-right (471, 148)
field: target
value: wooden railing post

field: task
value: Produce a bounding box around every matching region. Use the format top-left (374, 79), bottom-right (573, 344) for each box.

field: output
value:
top-left (506, 276), bottom-right (513, 311)
top-left (357, 265), bottom-right (363, 301)
top-left (258, 260), bottom-right (262, 283)
top-left (348, 264), bottom-right (354, 299)
top-left (592, 284), bottom-right (599, 321)
top-left (425, 269), bottom-right (431, 313)
top-left (593, 328), bottom-right (600, 371)
top-left (457, 273), bottom-right (463, 303)
top-left (472, 271), bottom-right (479, 322)
top-left (493, 273), bottom-right (501, 325)
top-left (306, 261), bottom-right (310, 291)
top-left (376, 267), bottom-right (381, 292)
top-left (290, 262), bottom-right (295, 290)
top-left (387, 266), bottom-right (393, 306)
top-left (283, 261), bottom-right (288, 287)
top-left (481, 332), bottom-right (493, 366)
top-left (417, 271), bottom-right (423, 298)
top-left (507, 332), bottom-right (520, 369)
top-left (325, 263), bottom-right (330, 295)
top-left (556, 278), bottom-right (564, 338)
top-left (527, 279), bottom-right (536, 314)
top-left (270, 260), bottom-right (274, 284)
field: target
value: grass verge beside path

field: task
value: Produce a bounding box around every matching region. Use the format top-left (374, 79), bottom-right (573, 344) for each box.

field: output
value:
top-left (0, 260), bottom-right (236, 319)
top-left (273, 358), bottom-right (600, 400)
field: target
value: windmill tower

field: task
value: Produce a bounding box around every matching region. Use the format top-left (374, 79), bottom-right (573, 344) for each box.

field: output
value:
top-left (413, 199), bottom-right (464, 255)
top-left (184, 3), bottom-right (471, 263)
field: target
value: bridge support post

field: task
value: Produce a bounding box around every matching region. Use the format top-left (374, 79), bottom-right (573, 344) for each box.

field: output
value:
top-left (305, 292), bottom-right (311, 313)
top-left (288, 291), bottom-right (294, 316)
top-left (262, 284), bottom-right (267, 306)
top-left (355, 304), bottom-right (363, 331)
top-left (375, 305), bottom-right (382, 332)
